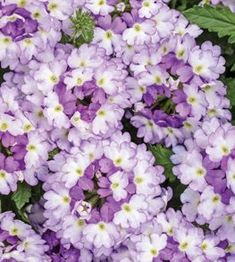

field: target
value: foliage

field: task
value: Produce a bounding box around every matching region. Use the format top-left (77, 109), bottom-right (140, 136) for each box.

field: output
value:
top-left (184, 5), bottom-right (235, 44)
top-left (150, 144), bottom-right (176, 182)
top-left (61, 9), bottom-right (95, 48)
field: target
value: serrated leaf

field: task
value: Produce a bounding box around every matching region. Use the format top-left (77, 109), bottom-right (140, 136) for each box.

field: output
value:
top-left (184, 5), bottom-right (235, 43)
top-left (150, 145), bottom-right (176, 182)
top-left (11, 182), bottom-right (31, 210)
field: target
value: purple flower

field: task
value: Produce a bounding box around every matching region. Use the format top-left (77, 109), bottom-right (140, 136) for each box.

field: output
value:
top-left (0, 4), bottom-right (38, 41)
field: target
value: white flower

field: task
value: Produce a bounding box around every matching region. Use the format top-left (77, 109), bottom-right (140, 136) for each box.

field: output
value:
top-left (44, 92), bottom-right (69, 129)
top-left (0, 85), bottom-right (19, 112)
top-left (68, 45), bottom-right (103, 70)
top-left (198, 237), bottom-right (225, 261)
top-left (189, 47), bottom-right (224, 80)
top-left (47, 0), bottom-right (73, 20)
top-left (226, 158), bottom-right (235, 193)
top-left (25, 131), bottom-right (50, 169)
top-left (93, 28), bottom-right (123, 55)
top-left (92, 104), bottom-right (123, 135)
top-left (175, 227), bottom-right (202, 259)
top-left (139, 65), bottom-right (169, 87)
top-left (104, 140), bottom-right (136, 171)
top-left (94, 64), bottom-right (123, 95)
top-left (61, 153), bottom-right (90, 188)
top-left (83, 222), bottom-right (119, 249)
top-left (198, 186), bottom-right (225, 220)
top-left (85, 0), bottom-right (114, 15)
top-left (156, 209), bottom-right (183, 236)
top-left (178, 150), bottom-right (207, 192)
top-left (109, 171), bottom-right (128, 201)
top-left (62, 215), bottom-right (86, 249)
top-left (184, 84), bottom-right (207, 120)
top-left (64, 68), bottom-right (93, 90)
top-left (34, 61), bottom-right (66, 94)
top-left (133, 160), bottom-right (161, 195)
top-left (0, 34), bottom-right (17, 61)
top-left (44, 184), bottom-right (71, 222)
top-left (181, 188), bottom-right (201, 222)
top-left (123, 20), bottom-right (155, 45)
top-left (139, 0), bottom-right (159, 18)
top-left (0, 170), bottom-right (17, 195)
top-left (136, 233), bottom-right (167, 262)
top-left (0, 113), bottom-right (22, 136)
top-left (206, 127), bottom-right (235, 162)
top-left (114, 195), bottom-right (147, 228)
top-left (73, 201), bottom-right (92, 219)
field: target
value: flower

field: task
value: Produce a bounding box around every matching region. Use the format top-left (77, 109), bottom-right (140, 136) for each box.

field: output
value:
top-left (113, 195), bottom-right (148, 228)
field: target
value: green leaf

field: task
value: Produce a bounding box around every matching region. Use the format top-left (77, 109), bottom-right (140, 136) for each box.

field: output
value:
top-left (11, 182), bottom-right (32, 210)
top-left (61, 9), bottom-right (95, 48)
top-left (31, 183), bottom-right (44, 203)
top-left (48, 147), bottom-right (60, 160)
top-left (167, 180), bottom-right (187, 209)
top-left (184, 5), bottom-right (235, 44)
top-left (150, 144), bottom-right (176, 182)
top-left (231, 63), bottom-right (235, 72)
top-left (221, 77), bottom-right (235, 106)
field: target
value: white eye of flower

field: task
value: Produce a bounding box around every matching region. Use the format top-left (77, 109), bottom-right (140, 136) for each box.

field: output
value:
top-left (33, 11), bottom-right (41, 19)
top-left (23, 123), bottom-right (33, 132)
top-left (122, 204), bottom-right (132, 213)
top-left (149, 248), bottom-right (158, 256)
top-left (196, 168), bottom-right (205, 177)
top-left (49, 75), bottom-right (59, 84)
top-left (194, 64), bottom-right (204, 74)
top-left (62, 195), bottom-right (70, 204)
top-left (27, 144), bottom-right (37, 152)
top-left (221, 145), bottom-right (230, 155)
top-left (54, 105), bottom-right (63, 113)
top-left (167, 227), bottom-right (174, 235)
top-left (135, 176), bottom-right (144, 184)
top-left (98, 222), bottom-right (106, 231)
top-left (0, 171), bottom-right (6, 180)
top-left (111, 182), bottom-right (120, 189)
top-left (208, 109), bottom-right (217, 117)
top-left (105, 31), bottom-right (113, 40)
top-left (187, 96), bottom-right (197, 104)
top-left (79, 60), bottom-right (87, 67)
top-left (134, 24), bottom-right (142, 32)
top-left (77, 219), bottom-right (85, 228)
top-left (179, 241), bottom-right (189, 251)
top-left (115, 157), bottom-right (123, 166)
top-left (98, 0), bottom-right (105, 6)
top-left (75, 168), bottom-right (83, 177)
top-left (143, 1), bottom-right (150, 7)
top-left (18, 0), bottom-right (27, 7)
top-left (48, 2), bottom-right (59, 11)
top-left (0, 122), bottom-right (9, 131)
top-left (177, 49), bottom-right (185, 58)
top-left (10, 227), bottom-right (19, 236)
top-left (97, 110), bottom-right (106, 117)
top-left (154, 76), bottom-right (162, 84)
top-left (1, 37), bottom-right (12, 46)
top-left (201, 242), bottom-right (208, 251)
top-left (97, 77), bottom-right (106, 87)
top-left (77, 77), bottom-right (83, 85)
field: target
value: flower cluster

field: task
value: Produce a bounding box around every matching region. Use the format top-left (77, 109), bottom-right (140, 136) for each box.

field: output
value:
top-left (0, 0), bottom-right (235, 261)
top-left (0, 211), bottom-right (49, 261)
